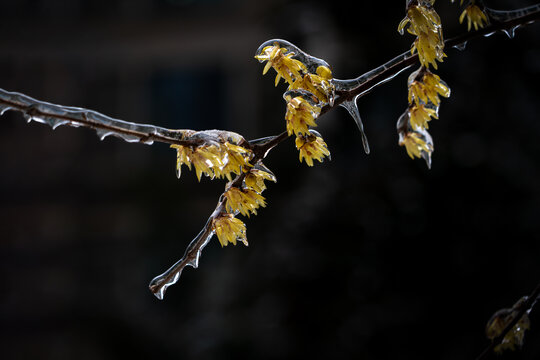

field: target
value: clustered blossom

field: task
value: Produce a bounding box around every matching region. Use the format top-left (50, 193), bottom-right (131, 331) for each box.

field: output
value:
top-left (172, 141), bottom-right (252, 181)
top-left (212, 214), bottom-right (248, 247)
top-left (396, 2), bottom-right (453, 167)
top-left (398, 0), bottom-right (445, 69)
top-left (406, 68), bottom-right (450, 131)
top-left (255, 43), bottom-right (333, 166)
top-left (397, 66), bottom-right (451, 167)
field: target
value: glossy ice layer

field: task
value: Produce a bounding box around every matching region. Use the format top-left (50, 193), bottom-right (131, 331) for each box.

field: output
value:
top-left (0, 88), bottom-right (246, 148)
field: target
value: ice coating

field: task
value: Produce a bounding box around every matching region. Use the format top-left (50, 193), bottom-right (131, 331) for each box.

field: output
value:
top-left (149, 225), bottom-right (215, 300)
top-left (0, 87), bottom-right (246, 149)
top-left (339, 97), bottom-right (370, 154)
top-left (333, 51), bottom-right (414, 94)
top-left (255, 39), bottom-right (331, 75)
top-left (485, 4), bottom-right (540, 23)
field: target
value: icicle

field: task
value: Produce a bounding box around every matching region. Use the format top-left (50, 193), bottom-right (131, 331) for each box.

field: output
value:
top-left (501, 25), bottom-right (520, 39)
top-left (96, 128), bottom-right (114, 141)
top-left (0, 104), bottom-right (12, 115)
top-left (149, 228), bottom-right (215, 300)
top-left (339, 96), bottom-right (370, 154)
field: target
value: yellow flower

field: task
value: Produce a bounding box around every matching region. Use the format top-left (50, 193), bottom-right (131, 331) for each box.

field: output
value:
top-left (411, 30), bottom-right (446, 69)
top-left (255, 45), bottom-right (307, 86)
top-left (172, 142), bottom-right (252, 181)
top-left (285, 95), bottom-right (321, 136)
top-left (398, 4), bottom-right (442, 37)
top-left (460, 4), bottom-right (489, 31)
top-left (224, 187), bottom-right (266, 217)
top-left (244, 166), bottom-right (276, 193)
top-left (215, 142), bottom-right (252, 181)
top-left (316, 65), bottom-right (333, 80)
top-left (409, 104), bottom-right (438, 130)
top-left (212, 214), bottom-right (248, 247)
top-left (408, 70), bottom-right (450, 107)
top-left (289, 72), bottom-right (334, 104)
top-left (295, 132), bottom-right (331, 167)
top-left (399, 131), bottom-right (434, 160)
top-left (399, 3), bottom-right (445, 69)
top-left (172, 144), bottom-right (223, 181)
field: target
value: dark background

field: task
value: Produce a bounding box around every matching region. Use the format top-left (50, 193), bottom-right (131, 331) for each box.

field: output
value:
top-left (1, 0), bottom-right (539, 359)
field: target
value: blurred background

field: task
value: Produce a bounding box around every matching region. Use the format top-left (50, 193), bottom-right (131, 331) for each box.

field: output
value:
top-left (0, 0), bottom-right (539, 359)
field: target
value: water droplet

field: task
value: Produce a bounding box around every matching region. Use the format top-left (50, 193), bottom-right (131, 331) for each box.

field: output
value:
top-left (339, 96), bottom-right (370, 154)
top-left (453, 41), bottom-right (467, 51)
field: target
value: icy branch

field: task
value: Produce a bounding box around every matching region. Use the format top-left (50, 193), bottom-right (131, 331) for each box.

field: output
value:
top-left (0, 88), bottom-right (249, 149)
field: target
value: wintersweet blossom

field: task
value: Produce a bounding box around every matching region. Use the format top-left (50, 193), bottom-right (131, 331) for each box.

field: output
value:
top-left (216, 142), bottom-right (252, 181)
top-left (255, 45), bottom-right (307, 86)
top-left (460, 4), bottom-right (489, 31)
top-left (245, 167), bottom-right (276, 193)
top-left (212, 214), bottom-right (248, 247)
top-left (289, 73), bottom-right (333, 104)
top-left (285, 95), bottom-right (321, 136)
top-left (399, 130), bottom-right (434, 161)
top-left (224, 187), bottom-right (266, 217)
top-left (409, 104), bottom-right (438, 130)
top-left (399, 2), bottom-right (445, 69)
top-left (172, 144), bottom-right (222, 181)
top-left (171, 142), bottom-right (252, 181)
top-left (295, 132), bottom-right (331, 167)
top-left (408, 70), bottom-right (451, 107)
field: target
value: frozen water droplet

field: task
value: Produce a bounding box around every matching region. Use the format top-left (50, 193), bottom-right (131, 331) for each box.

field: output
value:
top-left (149, 270), bottom-right (182, 300)
top-left (176, 165), bottom-right (182, 179)
top-left (502, 28), bottom-right (515, 39)
top-left (453, 42), bottom-right (467, 51)
top-left (118, 133), bottom-right (141, 143)
top-left (52, 119), bottom-right (70, 130)
top-left (149, 230), bottom-right (215, 299)
top-left (96, 128), bottom-right (114, 141)
top-left (0, 105), bottom-right (12, 115)
top-left (483, 31), bottom-right (496, 37)
top-left (42, 116), bottom-right (65, 129)
top-left (340, 97), bottom-right (370, 154)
